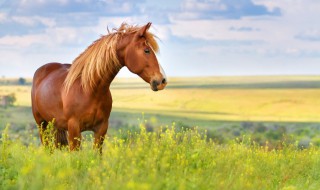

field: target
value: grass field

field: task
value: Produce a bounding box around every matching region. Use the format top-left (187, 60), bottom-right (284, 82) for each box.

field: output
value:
top-left (112, 76), bottom-right (320, 122)
top-left (1, 76), bottom-right (320, 189)
top-left (2, 76), bottom-right (320, 122)
top-left (112, 88), bottom-right (320, 122)
top-left (2, 125), bottom-right (320, 190)
top-left (2, 76), bottom-right (320, 141)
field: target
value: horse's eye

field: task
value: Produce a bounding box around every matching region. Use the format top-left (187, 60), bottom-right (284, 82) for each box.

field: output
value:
top-left (144, 48), bottom-right (150, 54)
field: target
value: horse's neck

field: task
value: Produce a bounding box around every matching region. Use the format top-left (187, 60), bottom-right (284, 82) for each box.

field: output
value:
top-left (96, 65), bottom-right (123, 91)
top-left (95, 35), bottom-right (129, 91)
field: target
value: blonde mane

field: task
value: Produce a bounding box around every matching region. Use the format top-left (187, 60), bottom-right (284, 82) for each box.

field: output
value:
top-left (64, 23), bottom-right (159, 93)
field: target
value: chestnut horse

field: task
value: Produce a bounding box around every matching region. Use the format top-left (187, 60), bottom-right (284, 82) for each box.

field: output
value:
top-left (31, 22), bottom-right (167, 152)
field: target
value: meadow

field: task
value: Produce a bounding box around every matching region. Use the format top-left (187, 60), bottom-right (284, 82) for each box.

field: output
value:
top-left (1, 76), bottom-right (320, 189)
top-left (2, 125), bottom-right (320, 190)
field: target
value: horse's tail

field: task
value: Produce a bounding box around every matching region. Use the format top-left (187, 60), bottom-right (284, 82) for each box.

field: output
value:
top-left (56, 129), bottom-right (68, 148)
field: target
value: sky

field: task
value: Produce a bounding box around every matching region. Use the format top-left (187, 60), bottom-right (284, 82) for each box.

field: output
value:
top-left (0, 0), bottom-right (320, 78)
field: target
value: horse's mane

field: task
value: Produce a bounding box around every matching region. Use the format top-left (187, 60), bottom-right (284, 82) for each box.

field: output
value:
top-left (64, 23), bottom-right (159, 93)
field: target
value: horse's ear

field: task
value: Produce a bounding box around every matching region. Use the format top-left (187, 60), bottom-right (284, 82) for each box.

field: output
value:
top-left (137, 22), bottom-right (152, 37)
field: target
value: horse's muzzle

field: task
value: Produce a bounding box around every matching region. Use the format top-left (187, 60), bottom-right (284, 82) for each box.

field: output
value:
top-left (151, 78), bottom-right (167, 91)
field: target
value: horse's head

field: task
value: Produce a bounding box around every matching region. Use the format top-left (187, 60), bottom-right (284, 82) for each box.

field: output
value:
top-left (120, 23), bottom-right (167, 91)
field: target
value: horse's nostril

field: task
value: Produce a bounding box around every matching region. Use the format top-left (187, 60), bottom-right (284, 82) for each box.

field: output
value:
top-left (162, 78), bottom-right (166, 84)
top-left (152, 80), bottom-right (158, 91)
top-left (152, 80), bottom-right (158, 86)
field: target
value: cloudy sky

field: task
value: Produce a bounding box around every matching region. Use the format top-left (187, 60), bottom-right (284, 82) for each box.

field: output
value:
top-left (0, 0), bottom-right (319, 77)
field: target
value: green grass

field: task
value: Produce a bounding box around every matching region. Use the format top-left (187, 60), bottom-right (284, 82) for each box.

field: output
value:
top-left (1, 125), bottom-right (320, 190)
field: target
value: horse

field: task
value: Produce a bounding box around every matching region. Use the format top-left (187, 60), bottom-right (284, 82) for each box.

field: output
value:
top-left (31, 22), bottom-right (167, 152)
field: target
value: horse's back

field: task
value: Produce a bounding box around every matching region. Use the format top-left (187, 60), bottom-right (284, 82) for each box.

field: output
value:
top-left (33, 63), bottom-right (70, 85)
top-left (32, 62), bottom-right (70, 99)
top-left (32, 63), bottom-right (70, 126)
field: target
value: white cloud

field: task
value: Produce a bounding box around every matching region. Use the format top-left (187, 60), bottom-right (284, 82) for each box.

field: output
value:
top-left (169, 0), bottom-right (320, 59)
top-left (11, 16), bottom-right (56, 27)
top-left (252, 0), bottom-right (281, 12)
top-left (173, 0), bottom-right (281, 20)
top-left (295, 29), bottom-right (320, 41)
top-left (182, 0), bottom-right (227, 12)
top-left (57, 0), bottom-right (69, 5)
top-left (0, 24), bottom-right (93, 48)
top-left (95, 16), bottom-right (170, 40)
top-left (150, 25), bottom-right (171, 41)
top-left (19, 0), bottom-right (70, 6)
top-left (0, 16), bottom-right (167, 49)
top-left (0, 34), bottom-right (47, 47)
top-left (0, 13), bottom-right (7, 22)
top-left (13, 0), bottom-right (144, 16)
top-left (19, 0), bottom-right (46, 6)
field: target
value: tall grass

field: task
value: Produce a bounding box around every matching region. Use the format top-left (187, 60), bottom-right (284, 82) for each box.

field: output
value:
top-left (1, 123), bottom-right (320, 190)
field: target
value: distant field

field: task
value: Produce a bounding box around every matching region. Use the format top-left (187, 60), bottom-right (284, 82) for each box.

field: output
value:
top-left (1, 76), bottom-right (320, 123)
top-left (0, 85), bottom-right (31, 106)
top-left (111, 76), bottom-right (320, 123)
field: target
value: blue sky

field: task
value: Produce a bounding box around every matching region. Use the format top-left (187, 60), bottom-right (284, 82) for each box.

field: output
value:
top-left (0, 0), bottom-right (320, 77)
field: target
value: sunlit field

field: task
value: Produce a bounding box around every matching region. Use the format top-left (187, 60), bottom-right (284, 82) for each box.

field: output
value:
top-left (112, 76), bottom-right (320, 122)
top-left (112, 88), bottom-right (320, 122)
top-left (2, 76), bottom-right (320, 122)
